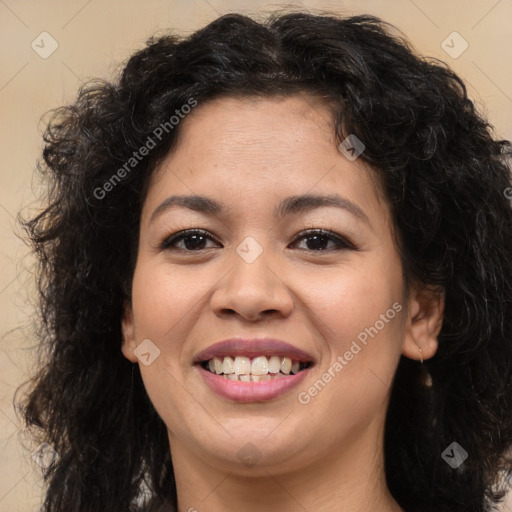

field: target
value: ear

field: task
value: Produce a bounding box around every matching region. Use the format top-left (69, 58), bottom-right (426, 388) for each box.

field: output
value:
top-left (402, 283), bottom-right (444, 361)
top-left (121, 300), bottom-right (138, 363)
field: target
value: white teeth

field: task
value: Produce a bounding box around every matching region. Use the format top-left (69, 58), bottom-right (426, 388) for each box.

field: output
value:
top-left (205, 355), bottom-right (309, 378)
top-left (280, 357), bottom-right (292, 375)
top-left (222, 356), bottom-right (235, 374)
top-left (251, 356), bottom-right (269, 376)
top-left (222, 373), bottom-right (287, 382)
top-left (214, 357), bottom-right (223, 374)
top-left (234, 356), bottom-right (251, 375)
top-left (220, 372), bottom-right (296, 381)
top-left (268, 356), bottom-right (281, 373)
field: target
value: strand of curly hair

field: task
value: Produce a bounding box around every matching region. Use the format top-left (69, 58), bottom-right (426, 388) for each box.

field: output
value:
top-left (19, 11), bottom-right (512, 512)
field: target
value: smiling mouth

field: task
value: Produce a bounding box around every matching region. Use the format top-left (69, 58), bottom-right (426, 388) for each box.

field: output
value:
top-left (200, 355), bottom-right (313, 382)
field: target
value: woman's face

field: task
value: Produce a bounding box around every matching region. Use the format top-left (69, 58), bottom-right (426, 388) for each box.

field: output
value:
top-left (122, 94), bottom-right (439, 476)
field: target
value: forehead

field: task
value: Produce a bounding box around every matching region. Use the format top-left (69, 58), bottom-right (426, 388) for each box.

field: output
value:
top-left (171, 94), bottom-right (336, 162)
top-left (143, 94), bottom-right (388, 224)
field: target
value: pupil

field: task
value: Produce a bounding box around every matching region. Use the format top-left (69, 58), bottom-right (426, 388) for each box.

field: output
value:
top-left (307, 235), bottom-right (328, 250)
top-left (185, 234), bottom-right (205, 250)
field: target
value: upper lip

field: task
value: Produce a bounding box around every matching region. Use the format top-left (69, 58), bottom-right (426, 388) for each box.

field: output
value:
top-left (193, 337), bottom-right (315, 364)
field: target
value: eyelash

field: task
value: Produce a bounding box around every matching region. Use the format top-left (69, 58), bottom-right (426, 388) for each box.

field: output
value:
top-left (160, 228), bottom-right (356, 252)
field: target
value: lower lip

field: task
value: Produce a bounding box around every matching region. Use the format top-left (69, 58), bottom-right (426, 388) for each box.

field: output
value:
top-left (197, 365), bottom-right (311, 402)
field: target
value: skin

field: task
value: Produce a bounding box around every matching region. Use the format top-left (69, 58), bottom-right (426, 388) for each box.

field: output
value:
top-left (122, 93), bottom-right (444, 512)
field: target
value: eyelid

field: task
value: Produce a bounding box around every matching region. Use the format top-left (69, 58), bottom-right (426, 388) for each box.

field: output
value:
top-left (291, 228), bottom-right (357, 250)
top-left (160, 227), bottom-right (357, 252)
top-left (160, 228), bottom-right (220, 250)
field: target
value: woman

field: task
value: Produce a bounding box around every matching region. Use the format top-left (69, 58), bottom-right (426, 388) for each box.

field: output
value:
top-left (20, 10), bottom-right (512, 512)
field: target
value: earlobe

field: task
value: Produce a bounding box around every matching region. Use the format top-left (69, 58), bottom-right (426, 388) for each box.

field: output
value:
top-left (402, 285), bottom-right (445, 362)
top-left (121, 301), bottom-right (138, 363)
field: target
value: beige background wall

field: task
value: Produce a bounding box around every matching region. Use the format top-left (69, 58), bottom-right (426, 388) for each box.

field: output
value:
top-left (1, 0), bottom-right (511, 510)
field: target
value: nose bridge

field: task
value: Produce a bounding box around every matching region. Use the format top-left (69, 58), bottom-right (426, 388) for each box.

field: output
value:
top-left (209, 234), bottom-right (293, 319)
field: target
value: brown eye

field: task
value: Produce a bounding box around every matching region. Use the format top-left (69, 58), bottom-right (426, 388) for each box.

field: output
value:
top-left (290, 229), bottom-right (356, 251)
top-left (160, 228), bottom-right (356, 253)
top-left (161, 229), bottom-right (221, 251)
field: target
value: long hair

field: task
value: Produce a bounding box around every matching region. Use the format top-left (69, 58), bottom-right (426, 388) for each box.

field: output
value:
top-left (19, 11), bottom-right (512, 512)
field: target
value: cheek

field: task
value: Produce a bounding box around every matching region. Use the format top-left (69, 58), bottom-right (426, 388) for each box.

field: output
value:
top-left (129, 262), bottom-right (204, 400)
top-left (304, 254), bottom-right (406, 408)
top-left (307, 258), bottom-right (404, 345)
top-left (130, 261), bottom-right (204, 339)
top-left (130, 262), bottom-right (201, 436)
top-left (298, 269), bottom-right (405, 433)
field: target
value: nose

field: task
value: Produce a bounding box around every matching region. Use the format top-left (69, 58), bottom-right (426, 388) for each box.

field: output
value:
top-left (209, 248), bottom-right (294, 322)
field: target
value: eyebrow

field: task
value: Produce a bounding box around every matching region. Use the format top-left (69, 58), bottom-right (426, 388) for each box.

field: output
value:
top-left (149, 193), bottom-right (371, 226)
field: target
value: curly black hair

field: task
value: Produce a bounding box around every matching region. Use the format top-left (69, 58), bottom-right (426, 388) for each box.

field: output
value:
top-left (18, 10), bottom-right (512, 512)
